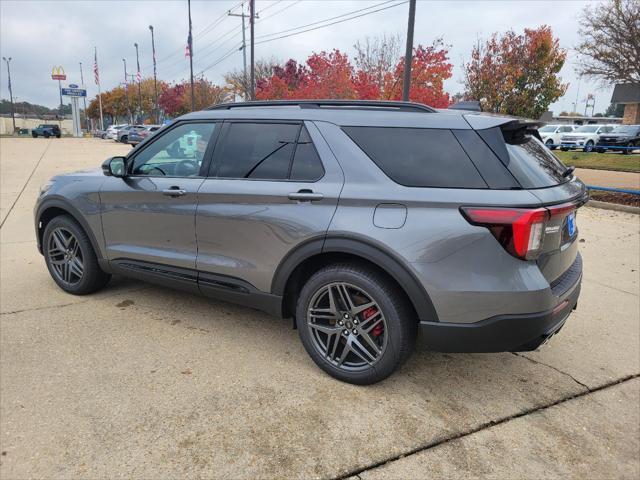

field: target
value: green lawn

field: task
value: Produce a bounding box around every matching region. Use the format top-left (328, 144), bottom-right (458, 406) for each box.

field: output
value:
top-left (554, 150), bottom-right (640, 173)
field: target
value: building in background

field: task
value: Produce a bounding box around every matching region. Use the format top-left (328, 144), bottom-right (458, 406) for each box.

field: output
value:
top-left (611, 84), bottom-right (640, 125)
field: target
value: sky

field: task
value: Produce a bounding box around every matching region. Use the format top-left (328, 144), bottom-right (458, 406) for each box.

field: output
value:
top-left (0, 0), bottom-right (615, 115)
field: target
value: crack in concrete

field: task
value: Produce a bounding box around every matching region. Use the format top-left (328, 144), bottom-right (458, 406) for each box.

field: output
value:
top-left (0, 286), bottom-right (149, 316)
top-left (511, 352), bottom-right (590, 390)
top-left (333, 373), bottom-right (640, 480)
top-left (583, 278), bottom-right (639, 297)
top-left (0, 140), bottom-right (52, 229)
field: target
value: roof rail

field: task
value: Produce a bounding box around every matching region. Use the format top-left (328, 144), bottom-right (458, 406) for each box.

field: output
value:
top-left (207, 100), bottom-right (436, 113)
top-left (449, 100), bottom-right (482, 112)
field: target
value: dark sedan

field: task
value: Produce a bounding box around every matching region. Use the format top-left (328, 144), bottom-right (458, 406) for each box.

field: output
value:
top-left (596, 125), bottom-right (640, 155)
top-left (127, 125), bottom-right (161, 147)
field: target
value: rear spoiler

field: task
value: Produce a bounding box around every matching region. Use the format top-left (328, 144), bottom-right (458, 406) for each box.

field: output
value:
top-left (449, 101), bottom-right (481, 112)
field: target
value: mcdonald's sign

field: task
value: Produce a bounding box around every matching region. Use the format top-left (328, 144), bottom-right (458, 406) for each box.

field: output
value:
top-left (51, 66), bottom-right (66, 80)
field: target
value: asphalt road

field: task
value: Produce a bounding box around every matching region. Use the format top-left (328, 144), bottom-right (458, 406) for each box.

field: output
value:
top-left (1, 138), bottom-right (639, 479)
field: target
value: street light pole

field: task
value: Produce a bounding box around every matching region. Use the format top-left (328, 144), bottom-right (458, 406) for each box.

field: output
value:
top-left (229, 5), bottom-right (259, 101)
top-left (249, 0), bottom-right (255, 100)
top-left (187, 0), bottom-right (195, 111)
top-left (122, 58), bottom-right (132, 123)
top-left (79, 61), bottom-right (88, 133)
top-left (134, 43), bottom-right (143, 121)
top-left (149, 25), bottom-right (159, 123)
top-left (402, 0), bottom-right (416, 102)
top-left (2, 56), bottom-right (16, 133)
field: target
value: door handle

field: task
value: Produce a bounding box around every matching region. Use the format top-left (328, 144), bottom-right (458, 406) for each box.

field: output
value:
top-left (162, 187), bottom-right (187, 197)
top-left (288, 189), bottom-right (324, 202)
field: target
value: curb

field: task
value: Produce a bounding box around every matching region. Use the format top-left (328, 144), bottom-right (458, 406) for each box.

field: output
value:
top-left (587, 200), bottom-right (640, 214)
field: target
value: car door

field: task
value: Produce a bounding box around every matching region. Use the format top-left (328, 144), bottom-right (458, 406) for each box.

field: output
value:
top-left (100, 121), bottom-right (220, 288)
top-left (195, 120), bottom-right (344, 293)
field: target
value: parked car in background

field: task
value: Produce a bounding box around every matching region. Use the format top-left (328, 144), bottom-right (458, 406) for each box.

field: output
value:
top-left (127, 125), bottom-right (161, 147)
top-left (560, 124), bottom-right (615, 152)
top-left (34, 100), bottom-right (587, 385)
top-left (92, 129), bottom-right (106, 139)
top-left (31, 124), bottom-right (61, 138)
top-left (538, 124), bottom-right (575, 149)
top-left (106, 124), bottom-right (128, 140)
top-left (117, 125), bottom-right (145, 143)
top-left (596, 125), bottom-right (640, 155)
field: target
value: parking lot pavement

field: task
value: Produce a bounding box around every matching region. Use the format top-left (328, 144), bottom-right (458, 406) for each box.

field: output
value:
top-left (1, 138), bottom-right (638, 479)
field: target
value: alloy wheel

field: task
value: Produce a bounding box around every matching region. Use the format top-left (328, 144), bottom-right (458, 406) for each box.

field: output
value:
top-left (307, 282), bottom-right (388, 371)
top-left (47, 227), bottom-right (84, 286)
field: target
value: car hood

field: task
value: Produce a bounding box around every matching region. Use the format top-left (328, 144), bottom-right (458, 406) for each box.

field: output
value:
top-left (51, 167), bottom-right (103, 180)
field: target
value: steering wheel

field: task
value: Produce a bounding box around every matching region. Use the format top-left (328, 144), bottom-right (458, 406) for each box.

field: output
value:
top-left (141, 165), bottom-right (166, 176)
top-left (175, 160), bottom-right (199, 176)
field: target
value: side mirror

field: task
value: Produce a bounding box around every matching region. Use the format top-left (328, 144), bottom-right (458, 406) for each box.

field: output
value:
top-left (101, 156), bottom-right (127, 178)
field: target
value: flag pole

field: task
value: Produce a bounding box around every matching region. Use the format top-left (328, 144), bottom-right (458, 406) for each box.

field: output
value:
top-left (95, 47), bottom-right (104, 131)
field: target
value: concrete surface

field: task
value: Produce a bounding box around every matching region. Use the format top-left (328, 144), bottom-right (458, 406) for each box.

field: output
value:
top-left (0, 138), bottom-right (639, 479)
top-left (575, 167), bottom-right (640, 191)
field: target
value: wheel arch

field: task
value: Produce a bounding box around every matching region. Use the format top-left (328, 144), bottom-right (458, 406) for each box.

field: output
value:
top-left (36, 199), bottom-right (104, 264)
top-left (272, 235), bottom-right (439, 323)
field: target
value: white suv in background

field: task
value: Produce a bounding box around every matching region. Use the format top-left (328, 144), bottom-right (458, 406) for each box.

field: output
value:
top-left (560, 124), bottom-right (616, 152)
top-left (105, 124), bottom-right (128, 140)
top-left (538, 124), bottom-right (575, 149)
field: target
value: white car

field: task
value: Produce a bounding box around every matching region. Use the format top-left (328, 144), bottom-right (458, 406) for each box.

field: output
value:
top-left (538, 124), bottom-right (575, 150)
top-left (105, 124), bottom-right (128, 140)
top-left (560, 124), bottom-right (616, 152)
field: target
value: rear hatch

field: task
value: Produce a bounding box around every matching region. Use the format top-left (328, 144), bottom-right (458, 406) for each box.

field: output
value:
top-left (466, 116), bottom-right (588, 285)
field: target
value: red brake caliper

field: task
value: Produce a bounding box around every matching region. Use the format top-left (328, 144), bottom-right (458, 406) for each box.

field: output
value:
top-left (362, 306), bottom-right (383, 337)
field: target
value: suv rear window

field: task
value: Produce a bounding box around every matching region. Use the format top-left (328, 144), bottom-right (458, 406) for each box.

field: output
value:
top-left (342, 127), bottom-right (487, 188)
top-left (478, 126), bottom-right (568, 188)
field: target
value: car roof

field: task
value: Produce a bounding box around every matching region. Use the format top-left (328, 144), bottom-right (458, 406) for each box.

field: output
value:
top-left (177, 101), bottom-right (519, 130)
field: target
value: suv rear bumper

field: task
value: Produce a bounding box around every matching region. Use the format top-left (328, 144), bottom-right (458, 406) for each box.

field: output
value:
top-left (418, 274), bottom-right (581, 353)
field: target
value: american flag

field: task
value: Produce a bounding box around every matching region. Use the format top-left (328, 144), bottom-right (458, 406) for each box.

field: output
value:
top-left (93, 48), bottom-right (100, 86)
top-left (185, 34), bottom-right (192, 58)
top-left (136, 70), bottom-right (141, 83)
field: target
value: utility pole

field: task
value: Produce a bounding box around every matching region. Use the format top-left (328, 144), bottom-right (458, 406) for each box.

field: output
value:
top-left (402, 0), bottom-right (416, 102)
top-left (79, 62), bottom-right (88, 133)
top-left (134, 43), bottom-right (143, 121)
top-left (249, 0), bottom-right (255, 100)
top-left (2, 56), bottom-right (16, 134)
top-left (187, 0), bottom-right (195, 111)
top-left (122, 58), bottom-right (132, 124)
top-left (149, 25), bottom-right (159, 123)
top-left (228, 4), bottom-right (259, 101)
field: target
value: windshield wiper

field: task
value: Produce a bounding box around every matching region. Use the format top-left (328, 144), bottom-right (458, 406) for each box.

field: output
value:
top-left (562, 166), bottom-right (575, 178)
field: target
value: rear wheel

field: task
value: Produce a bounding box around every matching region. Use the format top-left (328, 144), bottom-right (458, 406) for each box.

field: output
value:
top-left (43, 215), bottom-right (111, 295)
top-left (32, 132), bottom-right (37, 138)
top-left (121, 135), bottom-right (128, 143)
top-left (622, 142), bottom-right (635, 155)
top-left (296, 263), bottom-right (416, 385)
top-left (43, 132), bottom-right (50, 139)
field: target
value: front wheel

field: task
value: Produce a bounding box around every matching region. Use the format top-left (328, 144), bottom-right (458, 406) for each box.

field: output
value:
top-left (622, 142), bottom-right (635, 155)
top-left (583, 141), bottom-right (594, 152)
top-left (120, 135), bottom-right (128, 143)
top-left (43, 132), bottom-right (50, 139)
top-left (545, 139), bottom-right (554, 149)
top-left (43, 215), bottom-right (111, 295)
top-left (32, 132), bottom-right (37, 138)
top-left (296, 263), bottom-right (416, 385)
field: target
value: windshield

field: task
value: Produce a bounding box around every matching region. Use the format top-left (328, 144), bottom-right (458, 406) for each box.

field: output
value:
top-left (612, 126), bottom-right (637, 134)
top-left (575, 125), bottom-right (598, 133)
top-left (538, 125), bottom-right (557, 133)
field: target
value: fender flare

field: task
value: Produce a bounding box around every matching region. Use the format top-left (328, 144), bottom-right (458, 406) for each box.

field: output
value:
top-left (35, 197), bottom-right (104, 263)
top-left (271, 235), bottom-right (439, 322)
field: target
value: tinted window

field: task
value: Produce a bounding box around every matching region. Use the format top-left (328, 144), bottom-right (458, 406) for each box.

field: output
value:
top-left (538, 125), bottom-right (556, 133)
top-left (575, 125), bottom-right (598, 133)
top-left (290, 126), bottom-right (324, 181)
top-left (132, 122), bottom-right (216, 177)
top-left (559, 126), bottom-right (574, 132)
top-left (342, 127), bottom-right (487, 188)
top-left (216, 123), bottom-right (299, 179)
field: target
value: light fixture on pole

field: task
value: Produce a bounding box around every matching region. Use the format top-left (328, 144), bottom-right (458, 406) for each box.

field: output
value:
top-left (2, 56), bottom-right (16, 133)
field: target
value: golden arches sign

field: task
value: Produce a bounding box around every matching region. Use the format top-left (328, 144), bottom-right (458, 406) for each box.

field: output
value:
top-left (51, 66), bottom-right (66, 80)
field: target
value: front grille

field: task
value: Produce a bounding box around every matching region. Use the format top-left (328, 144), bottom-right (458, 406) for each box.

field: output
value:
top-left (550, 253), bottom-right (582, 297)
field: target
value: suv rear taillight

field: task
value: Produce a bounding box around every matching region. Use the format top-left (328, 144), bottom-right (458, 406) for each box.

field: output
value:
top-left (461, 207), bottom-right (548, 260)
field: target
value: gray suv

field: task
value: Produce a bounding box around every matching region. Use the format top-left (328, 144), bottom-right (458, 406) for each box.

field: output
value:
top-left (34, 100), bottom-right (586, 384)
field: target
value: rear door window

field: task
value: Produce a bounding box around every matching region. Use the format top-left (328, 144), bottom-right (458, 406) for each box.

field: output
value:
top-left (342, 127), bottom-right (487, 188)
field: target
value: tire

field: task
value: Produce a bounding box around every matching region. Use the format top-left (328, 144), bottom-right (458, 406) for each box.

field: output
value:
top-left (43, 132), bottom-right (50, 139)
top-left (32, 132), bottom-right (37, 138)
top-left (43, 215), bottom-right (111, 295)
top-left (560, 147), bottom-right (569, 151)
top-left (583, 140), bottom-right (594, 152)
top-left (622, 142), bottom-right (634, 155)
top-left (56, 134), bottom-right (61, 138)
top-left (121, 135), bottom-right (128, 143)
top-left (596, 148), bottom-right (606, 153)
top-left (295, 263), bottom-right (417, 385)
top-left (545, 139), bottom-right (554, 149)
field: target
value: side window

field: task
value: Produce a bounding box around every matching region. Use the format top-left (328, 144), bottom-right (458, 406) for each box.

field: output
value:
top-left (290, 126), bottom-right (324, 181)
top-left (560, 126), bottom-right (572, 132)
top-left (214, 123), bottom-right (324, 181)
top-left (343, 127), bottom-right (487, 188)
top-left (132, 123), bottom-right (216, 177)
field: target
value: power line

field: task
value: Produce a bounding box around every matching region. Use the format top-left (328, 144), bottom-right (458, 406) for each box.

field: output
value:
top-left (257, 0), bottom-right (283, 15)
top-left (255, 1), bottom-right (408, 45)
top-left (256, 0), bottom-right (301, 22)
top-left (256, 0), bottom-right (396, 40)
top-left (197, 42), bottom-right (245, 75)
